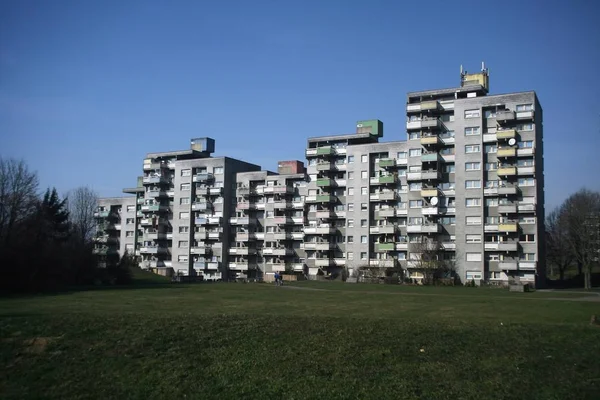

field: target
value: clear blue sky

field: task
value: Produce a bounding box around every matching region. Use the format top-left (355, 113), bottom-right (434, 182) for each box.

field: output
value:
top-left (1, 0), bottom-right (599, 210)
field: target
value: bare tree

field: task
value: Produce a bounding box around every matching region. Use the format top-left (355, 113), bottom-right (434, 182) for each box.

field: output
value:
top-left (562, 189), bottom-right (600, 289)
top-left (545, 207), bottom-right (572, 281)
top-left (67, 186), bottom-right (98, 244)
top-left (409, 239), bottom-right (447, 285)
top-left (0, 158), bottom-right (39, 246)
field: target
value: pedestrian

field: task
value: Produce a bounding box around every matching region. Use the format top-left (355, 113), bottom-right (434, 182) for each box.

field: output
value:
top-left (274, 271), bottom-right (280, 286)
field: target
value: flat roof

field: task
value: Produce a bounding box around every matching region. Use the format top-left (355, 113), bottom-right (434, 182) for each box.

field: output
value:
top-left (145, 149), bottom-right (201, 158)
top-left (307, 132), bottom-right (375, 143)
top-left (407, 84), bottom-right (486, 98)
top-left (122, 187), bottom-right (144, 194)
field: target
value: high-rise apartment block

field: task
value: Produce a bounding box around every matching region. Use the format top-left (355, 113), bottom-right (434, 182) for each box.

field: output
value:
top-left (95, 67), bottom-right (545, 286)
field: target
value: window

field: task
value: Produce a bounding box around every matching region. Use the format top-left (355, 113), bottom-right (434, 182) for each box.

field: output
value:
top-left (465, 127), bottom-right (480, 136)
top-left (179, 241), bottom-right (189, 248)
top-left (464, 109), bottom-right (480, 119)
top-left (266, 211), bottom-right (274, 218)
top-left (347, 252), bottom-right (354, 260)
top-left (308, 159), bottom-right (316, 166)
top-left (126, 218), bottom-right (134, 224)
top-left (347, 236), bottom-right (354, 243)
top-left (466, 216), bottom-right (482, 225)
top-left (518, 141), bottom-right (534, 149)
top-left (180, 183), bottom-right (191, 191)
top-left (485, 144), bottom-right (497, 154)
top-left (125, 244), bottom-right (134, 252)
top-left (359, 235), bottom-right (367, 244)
top-left (409, 132), bottom-right (420, 140)
top-left (179, 226), bottom-right (189, 233)
top-left (517, 159), bottom-right (535, 167)
top-left (466, 198), bottom-right (481, 207)
top-left (465, 145), bottom-right (480, 153)
top-left (444, 164), bottom-right (455, 173)
top-left (398, 169), bottom-right (406, 176)
top-left (126, 231), bottom-right (134, 237)
top-left (520, 253), bottom-right (536, 261)
top-left (348, 203), bottom-right (354, 211)
top-left (361, 171), bottom-right (368, 179)
top-left (397, 152), bottom-right (407, 159)
top-left (440, 217), bottom-right (456, 225)
top-left (466, 253), bottom-right (482, 262)
top-left (409, 148), bottom-right (422, 157)
top-left (409, 200), bottom-right (423, 208)
top-left (440, 114), bottom-right (455, 122)
top-left (466, 271), bottom-right (482, 280)
top-left (465, 180), bottom-right (481, 189)
top-left (465, 162), bottom-right (481, 171)
top-left (484, 110), bottom-right (497, 118)
top-left (361, 219), bottom-right (367, 227)
top-left (519, 216), bottom-right (536, 224)
top-left (409, 182), bottom-right (422, 191)
top-left (361, 155), bottom-right (368, 163)
top-left (127, 205), bottom-right (135, 212)
top-left (516, 104), bottom-right (533, 111)
top-left (520, 234), bottom-right (535, 242)
top-left (179, 212), bottom-right (190, 219)
top-left (409, 165), bottom-right (421, 173)
top-left (485, 162), bottom-right (498, 171)
top-left (486, 198), bottom-right (499, 207)
top-left (466, 234), bottom-right (482, 243)
top-left (360, 252), bottom-right (367, 260)
top-left (180, 197), bottom-right (190, 205)
top-left (361, 203), bottom-right (368, 211)
top-left (348, 156), bottom-right (355, 163)
top-left (178, 255), bottom-right (189, 262)
top-left (440, 130), bottom-right (455, 139)
top-left (347, 219), bottom-right (354, 228)
top-left (361, 187), bottom-right (368, 195)
top-left (213, 167), bottom-right (223, 174)
top-left (181, 169), bottom-right (191, 177)
top-left (408, 217), bottom-right (423, 225)
top-left (486, 254), bottom-right (500, 262)
top-left (518, 178), bottom-right (535, 187)
top-left (440, 147), bottom-right (455, 155)
top-left (348, 188), bottom-right (355, 196)
top-left (348, 171), bottom-right (354, 180)
top-left (517, 123), bottom-right (534, 131)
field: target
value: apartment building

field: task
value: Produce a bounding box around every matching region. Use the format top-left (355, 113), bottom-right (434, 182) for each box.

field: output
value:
top-left (94, 138), bottom-right (261, 280)
top-left (93, 197), bottom-right (137, 268)
top-left (95, 67), bottom-right (545, 286)
top-left (229, 161), bottom-right (307, 279)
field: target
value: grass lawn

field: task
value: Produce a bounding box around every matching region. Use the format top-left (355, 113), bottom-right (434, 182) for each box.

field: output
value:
top-left (1, 275), bottom-right (600, 399)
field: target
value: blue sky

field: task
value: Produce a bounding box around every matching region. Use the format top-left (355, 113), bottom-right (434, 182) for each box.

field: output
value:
top-left (1, 0), bottom-right (599, 210)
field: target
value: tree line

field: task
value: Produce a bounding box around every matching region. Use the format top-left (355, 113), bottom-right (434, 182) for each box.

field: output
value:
top-left (0, 158), bottom-right (133, 293)
top-left (546, 188), bottom-right (600, 289)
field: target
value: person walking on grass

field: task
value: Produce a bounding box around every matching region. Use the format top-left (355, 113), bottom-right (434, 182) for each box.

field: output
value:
top-left (274, 271), bottom-right (280, 286)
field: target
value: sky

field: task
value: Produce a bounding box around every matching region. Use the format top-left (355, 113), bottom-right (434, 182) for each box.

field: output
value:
top-left (1, 0), bottom-right (599, 210)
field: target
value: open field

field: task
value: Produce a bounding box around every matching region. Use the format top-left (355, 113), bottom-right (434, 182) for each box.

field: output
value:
top-left (2, 276), bottom-right (600, 399)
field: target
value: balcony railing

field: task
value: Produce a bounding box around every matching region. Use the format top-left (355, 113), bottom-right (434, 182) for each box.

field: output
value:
top-left (496, 110), bottom-right (515, 122)
top-left (378, 158), bottom-right (396, 168)
top-left (497, 148), bottom-right (516, 158)
top-left (497, 166), bottom-right (517, 176)
top-left (192, 173), bottom-right (214, 183)
top-left (375, 243), bottom-right (395, 252)
top-left (316, 178), bottom-right (333, 187)
top-left (407, 118), bottom-right (441, 131)
top-left (420, 135), bottom-right (441, 146)
top-left (421, 152), bottom-right (442, 163)
top-left (496, 129), bottom-right (517, 140)
top-left (498, 222), bottom-right (519, 232)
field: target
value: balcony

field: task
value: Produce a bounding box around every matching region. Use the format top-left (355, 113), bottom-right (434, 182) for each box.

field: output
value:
top-left (516, 110), bottom-right (535, 120)
top-left (92, 247), bottom-right (118, 256)
top-left (229, 247), bottom-right (257, 255)
top-left (420, 187), bottom-right (439, 197)
top-left (518, 166), bottom-right (535, 175)
top-left (497, 166), bottom-right (517, 176)
top-left (272, 186), bottom-right (293, 194)
top-left (143, 175), bottom-right (167, 185)
top-left (421, 170), bottom-right (441, 180)
top-left (519, 262), bottom-right (537, 270)
top-left (498, 222), bottom-right (518, 232)
top-left (273, 232), bottom-right (291, 240)
top-left (143, 232), bottom-right (166, 241)
top-left (274, 217), bottom-right (293, 225)
top-left (496, 129), bottom-right (517, 140)
top-left (143, 162), bottom-right (162, 171)
top-left (316, 178), bottom-right (333, 187)
top-left (498, 185), bottom-right (519, 195)
top-left (518, 203), bottom-right (536, 212)
top-left (195, 216), bottom-right (222, 225)
top-left (190, 245), bottom-right (211, 255)
top-left (228, 262), bottom-right (248, 271)
top-left (272, 248), bottom-right (294, 256)
top-left (407, 118), bottom-right (441, 130)
top-left (94, 210), bottom-right (110, 218)
top-left (315, 210), bottom-right (332, 219)
top-left (191, 202), bottom-right (213, 211)
top-left (498, 204), bottom-right (517, 214)
top-left (484, 224), bottom-right (499, 232)
top-left (484, 243), bottom-right (499, 251)
top-left (273, 201), bottom-right (291, 210)
top-left (139, 246), bottom-right (166, 254)
top-left (498, 242), bottom-right (518, 252)
top-left (235, 232), bottom-right (255, 241)
top-left (314, 258), bottom-right (333, 267)
top-left (407, 224), bottom-right (441, 233)
top-left (314, 194), bottom-right (335, 203)
top-left (265, 262), bottom-right (286, 272)
top-left (421, 207), bottom-right (439, 215)
top-left (370, 225), bottom-right (396, 235)
top-left (316, 146), bottom-right (335, 156)
top-left (147, 189), bottom-right (167, 198)
top-left (305, 148), bottom-right (317, 157)
top-left (407, 172), bottom-right (422, 181)
top-left (499, 261), bottom-right (518, 270)
top-left (420, 135), bottom-right (441, 146)
top-left (137, 198), bottom-right (145, 204)
top-left (140, 218), bottom-right (154, 226)
top-left (196, 187), bottom-right (210, 196)
top-left (192, 173), bottom-right (214, 183)
top-left (496, 110), bottom-right (515, 123)
top-left (375, 209), bottom-right (396, 219)
top-left (395, 242), bottom-right (409, 251)
top-left (291, 232), bottom-right (304, 240)
top-left (378, 158), bottom-right (396, 168)
top-left (236, 202), bottom-right (256, 211)
top-left (370, 175), bottom-right (397, 185)
top-left (316, 163), bottom-right (333, 171)
top-left (304, 242), bottom-right (333, 251)
top-left (497, 148), bottom-right (516, 158)
top-left (141, 204), bottom-right (167, 212)
top-left (421, 152), bottom-right (442, 163)
top-left (375, 243), bottom-right (395, 252)
top-left (229, 217), bottom-right (251, 225)
top-left (442, 242), bottom-right (456, 250)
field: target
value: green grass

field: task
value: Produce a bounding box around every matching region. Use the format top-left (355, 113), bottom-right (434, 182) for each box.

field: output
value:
top-left (1, 280), bottom-right (600, 399)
